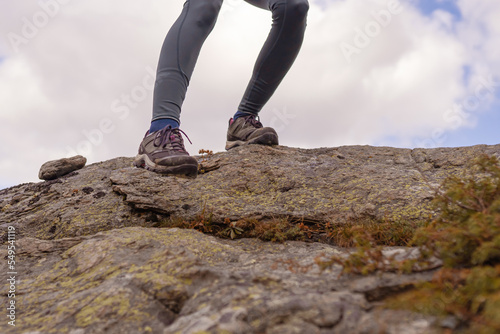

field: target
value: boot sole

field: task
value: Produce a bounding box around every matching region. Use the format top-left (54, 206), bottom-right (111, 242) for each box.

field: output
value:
top-left (225, 132), bottom-right (279, 151)
top-left (133, 154), bottom-right (198, 178)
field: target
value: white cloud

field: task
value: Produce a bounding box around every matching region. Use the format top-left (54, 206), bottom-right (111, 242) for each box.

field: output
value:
top-left (284, 0), bottom-right (468, 147)
top-left (0, 0), bottom-right (499, 188)
top-left (457, 0), bottom-right (500, 80)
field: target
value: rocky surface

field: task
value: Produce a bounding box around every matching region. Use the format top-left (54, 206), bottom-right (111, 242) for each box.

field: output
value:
top-left (38, 155), bottom-right (87, 181)
top-left (3, 144), bottom-right (500, 241)
top-left (1, 227), bottom-right (439, 334)
top-left (1, 143), bottom-right (500, 333)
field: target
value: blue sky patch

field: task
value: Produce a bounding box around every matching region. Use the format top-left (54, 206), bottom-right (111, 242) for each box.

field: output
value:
top-left (444, 102), bottom-right (500, 147)
top-left (416, 0), bottom-right (462, 20)
top-left (314, 0), bottom-right (462, 20)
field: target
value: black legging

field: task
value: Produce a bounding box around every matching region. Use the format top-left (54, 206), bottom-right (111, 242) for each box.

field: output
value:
top-left (152, 0), bottom-right (309, 123)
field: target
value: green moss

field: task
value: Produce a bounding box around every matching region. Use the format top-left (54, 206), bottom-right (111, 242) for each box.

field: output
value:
top-left (75, 291), bottom-right (132, 327)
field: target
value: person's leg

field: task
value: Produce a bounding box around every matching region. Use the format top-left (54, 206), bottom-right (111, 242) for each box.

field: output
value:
top-left (150, 0), bottom-right (223, 133)
top-left (226, 0), bottom-right (309, 150)
top-left (237, 0), bottom-right (309, 117)
top-left (135, 0), bottom-right (223, 177)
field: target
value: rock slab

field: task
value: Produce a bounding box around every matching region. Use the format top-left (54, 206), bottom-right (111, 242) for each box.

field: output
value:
top-left (1, 144), bottom-right (499, 333)
top-left (38, 155), bottom-right (87, 180)
top-left (2, 144), bottom-right (499, 241)
top-left (0, 227), bottom-right (439, 334)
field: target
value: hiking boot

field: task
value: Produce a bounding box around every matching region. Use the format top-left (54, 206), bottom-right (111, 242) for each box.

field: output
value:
top-left (133, 125), bottom-right (198, 177)
top-left (225, 115), bottom-right (279, 150)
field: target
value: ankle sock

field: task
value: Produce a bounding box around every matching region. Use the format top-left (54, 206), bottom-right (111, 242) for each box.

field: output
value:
top-left (233, 111), bottom-right (254, 121)
top-left (149, 118), bottom-right (179, 133)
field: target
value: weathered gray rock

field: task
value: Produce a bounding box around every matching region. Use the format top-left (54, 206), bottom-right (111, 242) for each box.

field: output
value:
top-left (0, 144), bottom-right (499, 333)
top-left (1, 157), bottom-right (144, 241)
top-left (0, 227), bottom-right (439, 334)
top-left (2, 144), bottom-right (499, 241)
top-left (38, 155), bottom-right (87, 180)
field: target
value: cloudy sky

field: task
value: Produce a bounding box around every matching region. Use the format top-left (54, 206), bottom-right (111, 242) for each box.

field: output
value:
top-left (1, 0), bottom-right (499, 189)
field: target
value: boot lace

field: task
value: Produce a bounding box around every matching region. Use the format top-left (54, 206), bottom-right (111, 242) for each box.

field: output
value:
top-left (153, 126), bottom-right (192, 152)
top-left (243, 115), bottom-right (263, 128)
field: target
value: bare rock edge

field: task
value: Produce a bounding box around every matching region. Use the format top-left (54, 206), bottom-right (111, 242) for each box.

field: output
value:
top-left (1, 144), bottom-right (499, 334)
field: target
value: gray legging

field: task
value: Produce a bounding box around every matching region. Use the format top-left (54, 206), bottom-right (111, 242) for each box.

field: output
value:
top-left (152, 0), bottom-right (309, 123)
